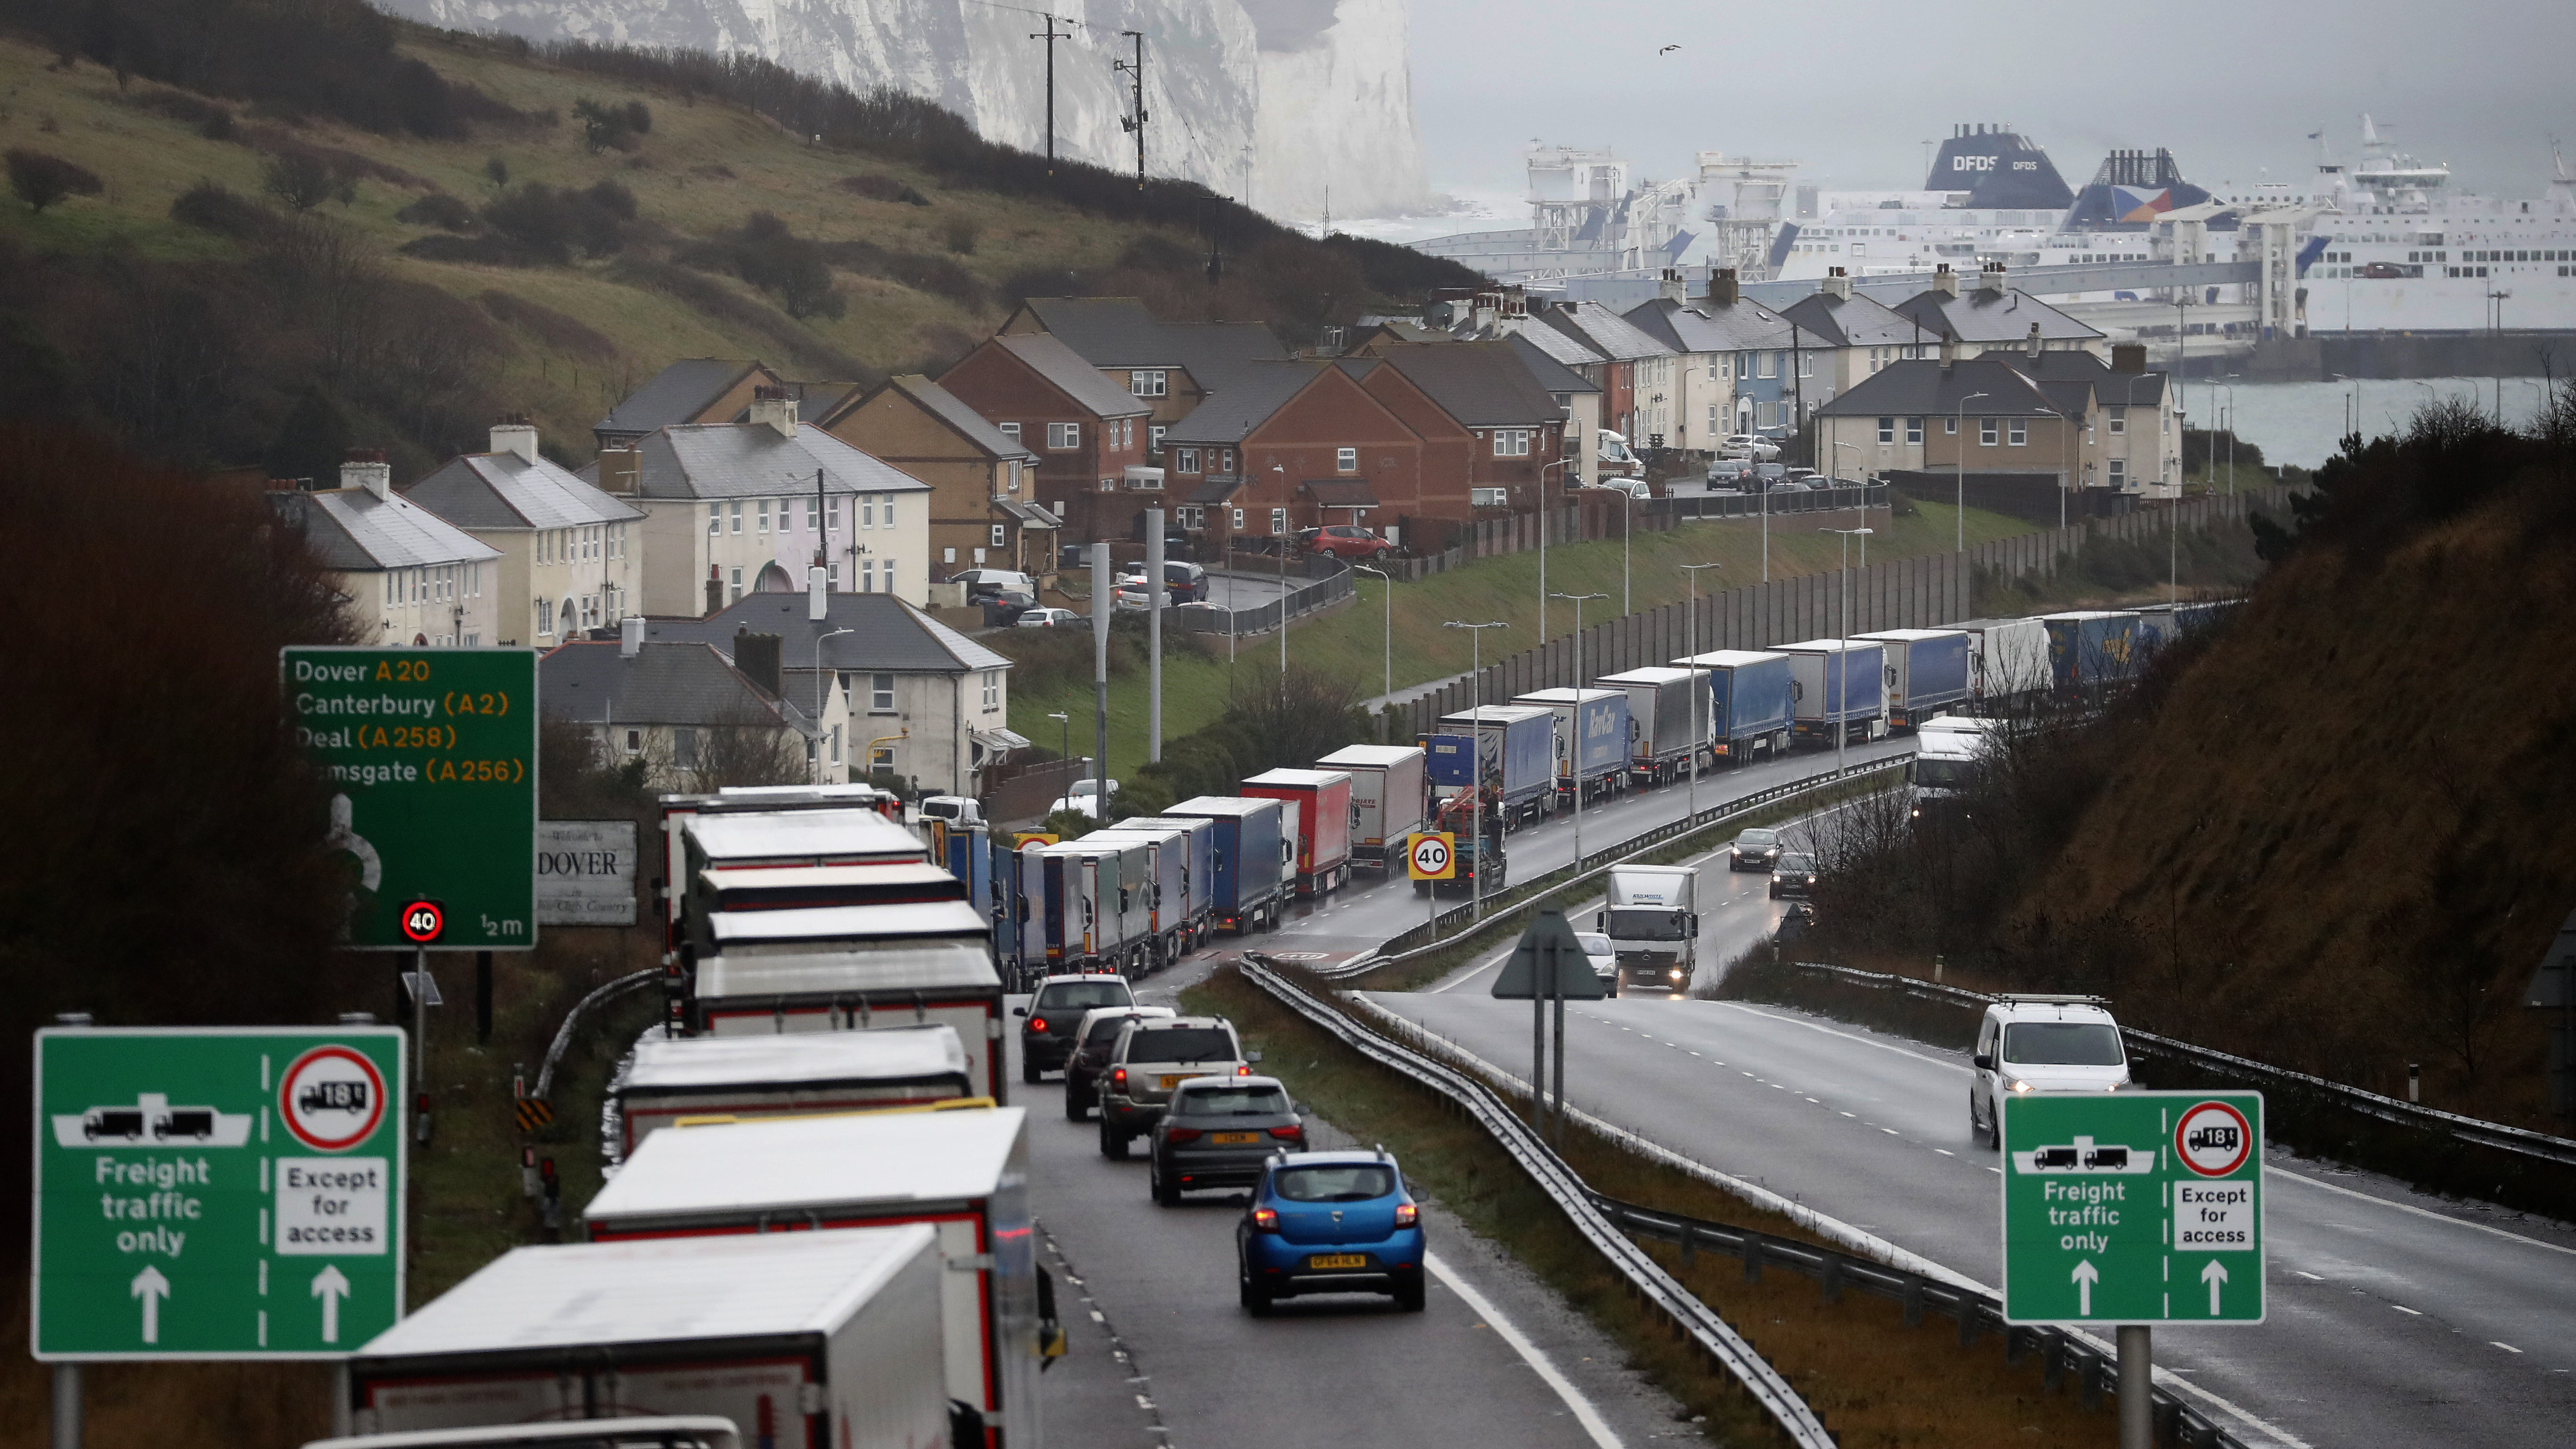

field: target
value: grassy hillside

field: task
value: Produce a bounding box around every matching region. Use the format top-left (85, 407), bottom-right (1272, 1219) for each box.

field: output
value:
top-left (0, 16), bottom-right (1468, 477)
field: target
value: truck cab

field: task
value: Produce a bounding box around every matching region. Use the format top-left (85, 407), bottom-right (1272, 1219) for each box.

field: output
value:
top-left (1597, 864), bottom-right (1699, 992)
top-left (1907, 715), bottom-right (1999, 823)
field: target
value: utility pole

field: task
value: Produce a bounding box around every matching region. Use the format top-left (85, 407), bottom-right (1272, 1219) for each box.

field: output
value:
top-left (1030, 13), bottom-right (1073, 177)
top-left (1115, 31), bottom-right (1146, 191)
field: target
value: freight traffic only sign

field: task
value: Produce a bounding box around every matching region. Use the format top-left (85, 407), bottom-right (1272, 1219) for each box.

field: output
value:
top-left (33, 1027), bottom-right (407, 1359)
top-left (283, 647), bottom-right (538, 950)
top-left (2000, 1090), bottom-right (2264, 1325)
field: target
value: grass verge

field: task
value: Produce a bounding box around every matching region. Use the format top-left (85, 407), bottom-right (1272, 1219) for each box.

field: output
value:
top-left (1185, 965), bottom-right (2117, 1447)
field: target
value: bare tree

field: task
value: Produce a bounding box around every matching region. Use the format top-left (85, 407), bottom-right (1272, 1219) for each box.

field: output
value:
top-left (681, 702), bottom-right (809, 793)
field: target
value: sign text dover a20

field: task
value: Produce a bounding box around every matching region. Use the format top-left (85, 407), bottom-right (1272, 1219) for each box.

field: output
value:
top-left (283, 647), bottom-right (537, 950)
top-left (33, 1027), bottom-right (406, 1359)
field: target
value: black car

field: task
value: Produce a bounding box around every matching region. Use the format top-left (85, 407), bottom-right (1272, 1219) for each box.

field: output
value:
top-left (1015, 974), bottom-right (1136, 1082)
top-left (1769, 851), bottom-right (1818, 899)
top-left (1727, 828), bottom-right (1783, 872)
top-left (1062, 1006), bottom-right (1173, 1119)
top-left (1149, 1076), bottom-right (1304, 1205)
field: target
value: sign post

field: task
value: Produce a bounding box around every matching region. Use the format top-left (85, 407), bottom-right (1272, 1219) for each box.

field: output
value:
top-left (2002, 1090), bottom-right (2263, 1448)
top-left (33, 1026), bottom-right (407, 1361)
top-left (1408, 831), bottom-right (1454, 942)
top-left (1491, 907), bottom-right (1606, 1145)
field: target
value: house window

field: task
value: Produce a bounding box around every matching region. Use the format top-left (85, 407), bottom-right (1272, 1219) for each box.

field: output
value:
top-left (1219, 449), bottom-right (1235, 473)
top-left (1049, 422), bottom-right (1081, 450)
top-left (990, 524), bottom-right (1007, 548)
top-left (828, 562), bottom-right (840, 587)
top-left (729, 566), bottom-right (742, 601)
top-left (1979, 419), bottom-right (1998, 446)
top-left (1177, 505), bottom-right (1203, 529)
top-left (757, 499), bottom-right (770, 534)
top-left (1799, 352), bottom-right (1814, 378)
top-left (707, 504), bottom-right (721, 536)
top-left (942, 546), bottom-right (956, 565)
top-left (982, 669), bottom-right (1000, 710)
top-left (1470, 486), bottom-right (1509, 508)
top-left (827, 498), bottom-right (841, 530)
top-left (1944, 416), bottom-right (1958, 435)
top-left (2108, 459), bottom-right (2128, 487)
top-left (1132, 370), bottom-right (1167, 397)
top-left (1175, 447), bottom-right (1200, 473)
top-left (537, 598), bottom-right (554, 636)
top-left (830, 726), bottom-right (841, 766)
top-left (871, 673), bottom-right (895, 710)
top-left (624, 728), bottom-right (641, 754)
top-left (729, 500), bottom-right (744, 534)
top-left (870, 745), bottom-right (895, 772)
top-left (1906, 417), bottom-right (1924, 444)
top-left (1231, 507), bottom-right (1245, 529)
top-left (806, 497), bottom-right (820, 529)
top-left (1493, 429), bottom-right (1531, 457)
top-left (2008, 419), bottom-right (2027, 446)
top-left (1876, 417), bottom-right (1895, 444)
top-left (1336, 447), bottom-right (1358, 472)
top-left (861, 558), bottom-right (875, 592)
top-left (673, 728), bottom-right (700, 770)
top-left (999, 422), bottom-right (1021, 444)
top-left (2108, 408), bottom-right (2127, 435)
top-left (861, 495), bottom-right (875, 528)
top-left (1758, 353), bottom-right (1778, 378)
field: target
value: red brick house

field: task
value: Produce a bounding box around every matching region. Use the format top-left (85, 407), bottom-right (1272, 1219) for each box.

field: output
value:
top-left (1159, 361), bottom-right (1430, 551)
top-left (1342, 342), bottom-right (1567, 523)
top-left (936, 333), bottom-right (1154, 542)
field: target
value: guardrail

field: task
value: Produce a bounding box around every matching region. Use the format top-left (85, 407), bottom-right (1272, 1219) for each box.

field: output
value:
top-left (1661, 484), bottom-right (1887, 521)
top-left (1236, 953), bottom-right (1838, 1447)
top-left (1314, 756), bottom-right (1911, 981)
top-left (1179, 561), bottom-right (1355, 637)
top-left (1782, 961), bottom-right (2576, 1170)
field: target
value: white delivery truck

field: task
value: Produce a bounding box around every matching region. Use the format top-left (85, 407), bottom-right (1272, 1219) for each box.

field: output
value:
top-left (587, 1110), bottom-right (1050, 1449)
top-left (609, 1026), bottom-right (974, 1161)
top-left (1946, 617), bottom-right (2051, 712)
top-left (1314, 745), bottom-right (1426, 876)
top-left (346, 1227), bottom-right (949, 1448)
top-left (1908, 715), bottom-right (2003, 821)
top-left (1598, 864), bottom-right (1701, 993)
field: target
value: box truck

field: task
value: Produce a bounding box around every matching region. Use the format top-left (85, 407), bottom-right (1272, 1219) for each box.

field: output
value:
top-left (1946, 617), bottom-right (2050, 711)
top-left (587, 1110), bottom-right (1046, 1449)
top-left (1435, 706), bottom-right (1557, 830)
top-left (1776, 640), bottom-right (1888, 745)
top-left (2041, 611), bottom-right (2142, 692)
top-left (1019, 837), bottom-right (1154, 977)
top-left (688, 901), bottom-right (1007, 1100)
top-left (1078, 824), bottom-right (1202, 967)
top-left (346, 1227), bottom-right (949, 1449)
top-left (1852, 629), bottom-right (1972, 729)
top-left (1671, 651), bottom-right (1796, 766)
top-left (1314, 745), bottom-right (1426, 875)
top-left (1592, 668), bottom-right (1702, 785)
top-left (1907, 715), bottom-right (2002, 821)
top-left (609, 1025), bottom-right (974, 1160)
top-left (1512, 688), bottom-right (1633, 804)
top-left (1239, 769), bottom-right (1355, 896)
top-left (1109, 816), bottom-right (1217, 946)
top-left (1598, 864), bottom-right (1700, 992)
top-left (1163, 797), bottom-right (1289, 934)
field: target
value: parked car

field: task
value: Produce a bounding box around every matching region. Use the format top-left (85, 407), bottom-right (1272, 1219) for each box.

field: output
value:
top-left (1112, 582), bottom-right (1164, 612)
top-left (1015, 607), bottom-right (1082, 629)
top-left (1584, 478), bottom-right (1652, 501)
top-left (1768, 851), bottom-right (1817, 899)
top-left (918, 795), bottom-right (985, 830)
top-left (1596, 428), bottom-right (1647, 479)
top-left (1298, 524), bottom-right (1397, 561)
top-left (982, 588), bottom-right (1038, 623)
top-left (1721, 433), bottom-right (1781, 461)
top-left (1967, 997), bottom-right (2130, 1148)
top-left (951, 568), bottom-right (1036, 601)
top-left (1706, 459), bottom-right (1755, 491)
top-left (1236, 1148), bottom-right (1425, 1314)
top-left (1015, 973), bottom-right (1136, 1082)
top-left (1097, 1015), bottom-right (1253, 1158)
top-left (1574, 931), bottom-right (1620, 998)
top-left (1727, 828), bottom-right (1783, 872)
top-left (1117, 559), bottom-right (1210, 601)
top-left (1149, 1075), bottom-right (1304, 1205)
top-left (1063, 1006), bottom-right (1174, 1119)
top-left (1754, 462), bottom-right (1787, 483)
top-left (1046, 778), bottom-right (1119, 819)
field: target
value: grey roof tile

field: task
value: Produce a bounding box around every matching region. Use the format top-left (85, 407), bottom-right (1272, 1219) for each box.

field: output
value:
top-left (1779, 290), bottom-right (1922, 349)
top-left (273, 488), bottom-right (502, 572)
top-left (596, 359), bottom-right (764, 438)
top-left (633, 422), bottom-right (932, 502)
top-left (1539, 301), bottom-right (1674, 361)
top-left (1503, 333), bottom-right (1600, 395)
top-left (402, 452), bottom-right (645, 532)
top-left (1811, 357), bottom-right (2064, 417)
top-left (1161, 360), bottom-right (1329, 446)
top-left (992, 333), bottom-right (1154, 419)
top-left (1892, 285), bottom-right (2104, 345)
top-left (539, 640), bottom-right (792, 728)
top-left (1367, 342), bottom-right (1568, 427)
top-left (643, 591), bottom-right (1011, 675)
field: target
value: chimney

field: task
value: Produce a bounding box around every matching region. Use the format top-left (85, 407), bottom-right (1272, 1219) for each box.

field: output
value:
top-left (808, 565), bottom-right (828, 622)
top-left (1659, 268), bottom-right (1687, 304)
top-left (596, 446), bottom-right (640, 494)
top-left (705, 565), bottom-right (724, 618)
top-left (340, 448), bottom-right (391, 501)
top-left (1710, 268), bottom-right (1740, 306)
top-left (1939, 332), bottom-right (1959, 367)
top-left (620, 615), bottom-right (645, 658)
top-left (490, 412), bottom-right (538, 465)
top-left (1932, 264), bottom-right (1959, 298)
top-left (2111, 343), bottom-right (2148, 374)
top-left (1503, 284), bottom-right (1526, 319)
top-left (732, 630), bottom-right (783, 698)
top-left (1821, 267), bottom-right (1852, 301)
top-left (2025, 321), bottom-right (2044, 360)
top-left (749, 384), bottom-right (797, 437)
top-left (1978, 262), bottom-right (2007, 296)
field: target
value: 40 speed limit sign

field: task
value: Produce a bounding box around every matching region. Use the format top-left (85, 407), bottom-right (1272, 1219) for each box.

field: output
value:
top-left (1407, 832), bottom-right (1456, 880)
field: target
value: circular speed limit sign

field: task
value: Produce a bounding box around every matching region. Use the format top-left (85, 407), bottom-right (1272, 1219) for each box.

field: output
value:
top-left (399, 899), bottom-right (445, 944)
top-left (1409, 833), bottom-right (1454, 880)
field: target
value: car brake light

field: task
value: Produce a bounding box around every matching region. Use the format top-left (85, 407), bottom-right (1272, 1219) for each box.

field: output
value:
top-left (1250, 1206), bottom-right (1280, 1232)
top-left (1236, 1064), bottom-right (1252, 1076)
top-left (1112, 1067), bottom-right (1127, 1087)
top-left (1165, 1128), bottom-right (1201, 1143)
top-left (1394, 1201), bottom-right (1418, 1227)
top-left (1028, 1017), bottom-right (1047, 1034)
top-left (1269, 1123), bottom-right (1303, 1141)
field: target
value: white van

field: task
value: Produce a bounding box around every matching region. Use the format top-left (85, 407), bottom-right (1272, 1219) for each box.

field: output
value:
top-left (1596, 428), bottom-right (1647, 480)
top-left (1967, 994), bottom-right (2131, 1147)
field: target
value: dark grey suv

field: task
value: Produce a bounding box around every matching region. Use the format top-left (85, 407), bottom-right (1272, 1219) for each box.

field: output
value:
top-left (1097, 1015), bottom-right (1251, 1158)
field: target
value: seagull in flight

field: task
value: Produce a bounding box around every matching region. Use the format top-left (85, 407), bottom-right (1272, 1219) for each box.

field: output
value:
top-left (1658, 44), bottom-right (1681, 55)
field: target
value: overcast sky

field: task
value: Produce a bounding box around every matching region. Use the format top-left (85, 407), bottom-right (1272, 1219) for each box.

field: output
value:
top-left (1403, 0), bottom-right (2576, 205)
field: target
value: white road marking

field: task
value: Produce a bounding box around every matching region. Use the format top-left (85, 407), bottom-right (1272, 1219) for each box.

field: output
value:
top-left (1711, 1002), bottom-right (1970, 1072)
top-left (2294, 1271), bottom-right (2325, 1281)
top-left (2493, 1341), bottom-right (2523, 1353)
top-left (1879, 1128), bottom-right (1900, 1136)
top-left (1935, 1149), bottom-right (1955, 1157)
top-left (2269, 1165), bottom-right (2576, 1259)
top-left (2392, 1304), bottom-right (2423, 1315)
top-left (1425, 1252), bottom-right (1623, 1449)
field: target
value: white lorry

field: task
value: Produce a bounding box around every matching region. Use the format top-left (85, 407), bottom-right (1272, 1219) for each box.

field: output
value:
top-left (1597, 864), bottom-right (1701, 993)
top-left (609, 1025), bottom-right (975, 1160)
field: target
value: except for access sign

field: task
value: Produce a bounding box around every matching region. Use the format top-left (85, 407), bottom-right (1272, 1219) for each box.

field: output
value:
top-left (1408, 832), bottom-right (1456, 881)
top-left (284, 646), bottom-right (537, 950)
top-left (34, 1027), bottom-right (406, 1359)
top-left (2000, 1090), bottom-right (2263, 1326)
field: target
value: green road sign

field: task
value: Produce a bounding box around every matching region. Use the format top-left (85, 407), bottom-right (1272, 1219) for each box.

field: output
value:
top-left (2000, 1090), bottom-right (2263, 1326)
top-left (284, 647), bottom-right (537, 950)
top-left (34, 1027), bottom-right (407, 1359)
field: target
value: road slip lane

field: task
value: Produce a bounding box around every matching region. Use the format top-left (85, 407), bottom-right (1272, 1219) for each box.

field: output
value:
top-left (1361, 990), bottom-right (2576, 1449)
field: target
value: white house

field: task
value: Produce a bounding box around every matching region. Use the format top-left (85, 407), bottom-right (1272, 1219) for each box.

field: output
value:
top-left (404, 417), bottom-right (645, 647)
top-left (271, 452), bottom-right (502, 645)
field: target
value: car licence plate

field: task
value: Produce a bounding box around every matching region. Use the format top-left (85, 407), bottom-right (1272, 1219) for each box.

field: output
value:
top-left (1159, 1075), bottom-right (1186, 1089)
top-left (1307, 1253), bottom-right (1367, 1270)
top-left (1210, 1131), bottom-right (1260, 1144)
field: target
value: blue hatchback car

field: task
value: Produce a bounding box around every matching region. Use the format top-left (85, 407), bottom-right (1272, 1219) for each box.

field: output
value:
top-left (1236, 1149), bottom-right (1425, 1314)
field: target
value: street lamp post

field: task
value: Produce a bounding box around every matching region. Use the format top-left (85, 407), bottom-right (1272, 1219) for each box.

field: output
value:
top-left (812, 627), bottom-right (853, 783)
top-left (1443, 620), bottom-right (1508, 920)
top-left (1953, 391), bottom-right (1988, 551)
top-left (1048, 710), bottom-right (1070, 763)
top-left (1831, 438), bottom-right (1864, 537)
top-left (1539, 456), bottom-right (1575, 640)
top-left (1820, 528), bottom-right (1872, 779)
top-left (1678, 563), bottom-right (1721, 822)
top-left (2220, 378), bottom-right (2239, 495)
top-left (1353, 564), bottom-right (1393, 705)
top-left (1547, 592), bottom-right (1606, 863)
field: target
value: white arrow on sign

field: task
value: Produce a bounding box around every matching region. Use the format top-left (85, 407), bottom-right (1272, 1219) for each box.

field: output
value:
top-left (311, 1265), bottom-right (352, 1344)
top-left (2201, 1259), bottom-right (2228, 1315)
top-left (129, 1265), bottom-right (170, 1344)
top-left (2070, 1259), bottom-right (2099, 1316)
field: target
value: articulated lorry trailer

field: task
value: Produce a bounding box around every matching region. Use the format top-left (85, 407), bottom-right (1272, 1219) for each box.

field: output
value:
top-left (1511, 688), bottom-right (1632, 805)
top-left (1240, 768), bottom-right (1355, 897)
top-left (1852, 629), bottom-right (1972, 729)
top-left (1947, 617), bottom-right (2051, 712)
top-left (1433, 705), bottom-right (1557, 831)
top-left (1777, 640), bottom-right (1888, 746)
top-left (1163, 797), bottom-right (1289, 934)
top-left (1079, 823), bottom-right (1205, 967)
top-left (611, 1025), bottom-right (973, 1160)
top-left (1314, 745), bottom-right (1426, 876)
top-left (1672, 651), bottom-right (1796, 766)
top-left (1020, 837), bottom-right (1155, 977)
top-left (2041, 611), bottom-right (2143, 693)
top-left (1592, 668), bottom-right (1701, 786)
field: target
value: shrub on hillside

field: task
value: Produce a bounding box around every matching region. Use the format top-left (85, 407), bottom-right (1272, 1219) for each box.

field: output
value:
top-left (678, 211), bottom-right (845, 319)
top-left (573, 97), bottom-right (651, 154)
top-left (838, 173), bottom-right (930, 205)
top-left (262, 149), bottom-right (351, 211)
top-left (479, 182), bottom-right (637, 264)
top-left (128, 86), bottom-right (236, 139)
top-left (942, 216), bottom-right (980, 254)
top-left (6, 148), bottom-right (103, 212)
top-left (396, 192), bottom-right (480, 232)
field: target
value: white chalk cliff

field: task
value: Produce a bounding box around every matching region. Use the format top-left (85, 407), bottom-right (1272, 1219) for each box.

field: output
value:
top-left (385, 0), bottom-right (1429, 219)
